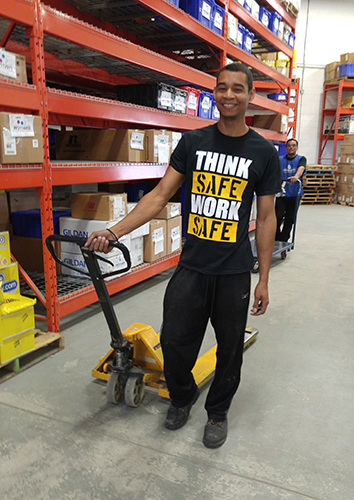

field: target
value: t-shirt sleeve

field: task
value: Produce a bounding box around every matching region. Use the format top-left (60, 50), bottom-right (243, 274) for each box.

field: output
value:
top-left (255, 150), bottom-right (282, 196)
top-left (169, 134), bottom-right (187, 175)
top-left (298, 156), bottom-right (307, 174)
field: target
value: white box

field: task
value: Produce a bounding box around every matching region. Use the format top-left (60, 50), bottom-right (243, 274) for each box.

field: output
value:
top-left (130, 236), bottom-right (144, 268)
top-left (61, 250), bottom-right (129, 278)
top-left (127, 203), bottom-right (150, 239)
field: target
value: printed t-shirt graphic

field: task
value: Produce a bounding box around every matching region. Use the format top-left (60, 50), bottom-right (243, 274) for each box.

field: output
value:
top-left (188, 150), bottom-right (252, 243)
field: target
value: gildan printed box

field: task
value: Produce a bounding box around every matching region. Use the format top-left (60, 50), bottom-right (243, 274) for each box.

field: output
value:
top-left (59, 216), bottom-right (130, 255)
top-left (143, 219), bottom-right (166, 263)
top-left (71, 192), bottom-right (127, 220)
top-left (0, 113), bottom-right (43, 164)
top-left (60, 250), bottom-right (130, 278)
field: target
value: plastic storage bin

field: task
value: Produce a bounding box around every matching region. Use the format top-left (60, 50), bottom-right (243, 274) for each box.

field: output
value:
top-left (173, 88), bottom-right (188, 113)
top-left (237, 23), bottom-right (246, 49)
top-left (180, 0), bottom-right (214, 28)
top-left (10, 209), bottom-right (71, 238)
top-left (267, 93), bottom-right (287, 102)
top-left (167, 0), bottom-right (180, 6)
top-left (269, 11), bottom-right (281, 35)
top-left (212, 3), bottom-right (225, 36)
top-left (198, 91), bottom-right (213, 119)
top-left (243, 28), bottom-right (254, 54)
top-left (244, 0), bottom-right (252, 13)
top-left (211, 101), bottom-right (220, 120)
top-left (116, 83), bottom-right (175, 111)
top-left (124, 181), bottom-right (148, 202)
top-left (259, 7), bottom-right (271, 28)
top-left (288, 32), bottom-right (296, 49)
top-left (339, 64), bottom-right (354, 77)
top-left (179, 87), bottom-right (201, 116)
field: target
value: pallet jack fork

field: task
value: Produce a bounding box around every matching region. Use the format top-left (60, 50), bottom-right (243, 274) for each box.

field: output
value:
top-left (46, 235), bottom-right (258, 408)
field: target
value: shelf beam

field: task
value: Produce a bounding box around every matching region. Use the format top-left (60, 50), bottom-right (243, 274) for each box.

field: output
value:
top-left (0, 167), bottom-right (43, 189)
top-left (0, 0), bottom-right (34, 26)
top-left (0, 80), bottom-right (40, 112)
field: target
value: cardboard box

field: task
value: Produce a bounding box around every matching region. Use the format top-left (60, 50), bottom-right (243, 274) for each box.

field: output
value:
top-left (337, 154), bottom-right (354, 165)
top-left (0, 231), bottom-right (11, 268)
top-left (0, 113), bottom-right (43, 164)
top-left (0, 191), bottom-right (10, 232)
top-left (253, 114), bottom-right (288, 133)
top-left (325, 61), bottom-right (339, 81)
top-left (337, 163), bottom-right (354, 175)
top-left (130, 236), bottom-right (144, 268)
top-left (340, 53), bottom-right (354, 64)
top-left (343, 134), bottom-right (354, 144)
top-left (71, 192), bottom-right (127, 221)
top-left (145, 129), bottom-right (172, 163)
top-left (0, 261), bottom-right (20, 294)
top-left (341, 96), bottom-right (354, 108)
top-left (10, 235), bottom-right (61, 274)
top-left (8, 189), bottom-right (40, 212)
top-left (60, 250), bottom-right (129, 278)
top-left (166, 216), bottom-right (182, 255)
top-left (143, 219), bottom-right (166, 263)
top-left (59, 216), bottom-right (130, 255)
top-left (155, 202), bottom-right (181, 220)
top-left (0, 48), bottom-right (27, 84)
top-left (339, 144), bottom-right (354, 156)
top-left (55, 129), bottom-right (145, 162)
top-left (227, 13), bottom-right (238, 43)
top-left (127, 203), bottom-right (150, 238)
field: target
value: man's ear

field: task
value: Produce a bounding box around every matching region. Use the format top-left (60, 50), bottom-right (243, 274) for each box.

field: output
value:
top-left (249, 87), bottom-right (256, 102)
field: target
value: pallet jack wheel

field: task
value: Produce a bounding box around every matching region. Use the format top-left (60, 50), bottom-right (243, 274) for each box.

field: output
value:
top-left (281, 251), bottom-right (287, 260)
top-left (107, 372), bottom-right (124, 404)
top-left (252, 260), bottom-right (259, 274)
top-left (124, 376), bottom-right (145, 408)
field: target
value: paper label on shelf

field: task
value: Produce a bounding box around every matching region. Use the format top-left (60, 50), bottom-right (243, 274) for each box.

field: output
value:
top-left (202, 1), bottom-right (211, 20)
top-left (174, 96), bottom-right (186, 112)
top-left (3, 130), bottom-right (17, 155)
top-left (188, 94), bottom-right (197, 110)
top-left (130, 131), bottom-right (144, 150)
top-left (0, 49), bottom-right (16, 79)
top-left (160, 91), bottom-right (172, 107)
top-left (214, 12), bottom-right (222, 30)
top-left (158, 143), bottom-right (170, 164)
top-left (9, 114), bottom-right (35, 137)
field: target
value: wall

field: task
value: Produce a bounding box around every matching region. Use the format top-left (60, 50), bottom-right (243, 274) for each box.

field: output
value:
top-left (294, 0), bottom-right (353, 164)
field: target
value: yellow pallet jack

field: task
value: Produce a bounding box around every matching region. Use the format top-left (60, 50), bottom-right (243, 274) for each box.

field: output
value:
top-left (46, 235), bottom-right (258, 408)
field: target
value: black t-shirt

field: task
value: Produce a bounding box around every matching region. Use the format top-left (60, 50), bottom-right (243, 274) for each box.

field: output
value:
top-left (170, 124), bottom-right (282, 275)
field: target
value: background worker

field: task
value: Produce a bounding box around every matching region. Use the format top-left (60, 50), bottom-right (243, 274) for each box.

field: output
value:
top-left (275, 138), bottom-right (307, 242)
top-left (86, 62), bottom-right (281, 449)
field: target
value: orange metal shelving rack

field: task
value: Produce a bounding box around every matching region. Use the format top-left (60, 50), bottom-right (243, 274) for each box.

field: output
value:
top-left (0, 0), bottom-right (297, 333)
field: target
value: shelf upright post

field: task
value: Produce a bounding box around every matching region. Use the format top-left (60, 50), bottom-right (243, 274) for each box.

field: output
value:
top-left (318, 83), bottom-right (328, 164)
top-left (332, 80), bottom-right (344, 166)
top-left (30, 0), bottom-right (60, 332)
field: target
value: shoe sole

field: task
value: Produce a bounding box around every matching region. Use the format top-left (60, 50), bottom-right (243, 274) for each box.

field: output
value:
top-left (164, 389), bottom-right (199, 430)
top-left (202, 436), bottom-right (227, 449)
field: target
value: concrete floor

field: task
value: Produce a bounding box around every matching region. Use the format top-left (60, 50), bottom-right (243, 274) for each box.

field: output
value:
top-left (1, 204), bottom-right (353, 500)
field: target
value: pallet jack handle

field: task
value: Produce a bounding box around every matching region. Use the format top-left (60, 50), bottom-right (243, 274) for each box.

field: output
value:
top-left (46, 235), bottom-right (133, 364)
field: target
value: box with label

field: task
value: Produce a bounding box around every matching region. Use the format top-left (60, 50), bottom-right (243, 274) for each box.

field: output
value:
top-left (253, 114), bottom-right (288, 133)
top-left (71, 192), bottom-right (127, 221)
top-left (127, 203), bottom-right (150, 239)
top-left (55, 129), bottom-right (145, 162)
top-left (143, 219), bottom-right (166, 263)
top-left (343, 134), bottom-right (354, 144)
top-left (0, 262), bottom-right (20, 294)
top-left (227, 12), bottom-right (238, 44)
top-left (0, 113), bottom-right (43, 164)
top-left (0, 291), bottom-right (36, 343)
top-left (59, 216), bottom-right (130, 254)
top-left (0, 231), bottom-right (11, 268)
top-left (0, 48), bottom-right (27, 84)
top-left (166, 216), bottom-right (182, 255)
top-left (145, 129), bottom-right (172, 163)
top-left (155, 202), bottom-right (181, 220)
top-left (130, 236), bottom-right (144, 268)
top-left (60, 249), bottom-right (130, 278)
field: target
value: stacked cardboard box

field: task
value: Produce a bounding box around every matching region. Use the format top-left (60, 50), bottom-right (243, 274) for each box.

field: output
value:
top-left (0, 48), bottom-right (27, 84)
top-left (335, 135), bottom-right (354, 206)
top-left (0, 112), bottom-right (44, 164)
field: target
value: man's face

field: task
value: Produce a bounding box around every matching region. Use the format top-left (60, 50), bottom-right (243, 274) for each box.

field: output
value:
top-left (286, 140), bottom-right (298, 158)
top-left (214, 70), bottom-right (255, 119)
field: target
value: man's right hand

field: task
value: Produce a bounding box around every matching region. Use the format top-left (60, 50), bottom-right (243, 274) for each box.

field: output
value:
top-left (85, 229), bottom-right (116, 253)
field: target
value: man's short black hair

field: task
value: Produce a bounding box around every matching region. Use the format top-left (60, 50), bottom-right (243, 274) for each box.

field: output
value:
top-left (286, 138), bottom-right (298, 146)
top-left (217, 62), bottom-right (253, 93)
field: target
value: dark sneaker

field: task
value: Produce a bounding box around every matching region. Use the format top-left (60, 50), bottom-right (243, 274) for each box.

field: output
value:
top-left (164, 388), bottom-right (199, 430)
top-left (203, 419), bottom-right (228, 448)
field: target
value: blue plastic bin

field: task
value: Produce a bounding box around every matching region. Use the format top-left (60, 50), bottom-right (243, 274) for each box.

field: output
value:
top-left (339, 63), bottom-right (354, 77)
top-left (180, 0), bottom-right (214, 28)
top-left (167, 0), bottom-right (180, 6)
top-left (243, 28), bottom-right (254, 54)
top-left (288, 32), bottom-right (296, 48)
top-left (124, 182), bottom-right (148, 202)
top-left (259, 7), bottom-right (271, 28)
top-left (11, 209), bottom-right (71, 238)
top-left (212, 2), bottom-right (225, 36)
top-left (269, 11), bottom-right (281, 35)
top-left (198, 91), bottom-right (213, 119)
top-left (237, 23), bottom-right (246, 49)
top-left (211, 100), bottom-right (220, 120)
top-left (267, 92), bottom-right (287, 102)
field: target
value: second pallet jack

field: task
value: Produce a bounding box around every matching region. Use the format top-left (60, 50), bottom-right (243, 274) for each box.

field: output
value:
top-left (46, 235), bottom-right (258, 407)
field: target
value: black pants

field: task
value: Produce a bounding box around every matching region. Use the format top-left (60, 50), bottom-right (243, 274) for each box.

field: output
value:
top-left (160, 266), bottom-right (250, 421)
top-left (275, 196), bottom-right (297, 242)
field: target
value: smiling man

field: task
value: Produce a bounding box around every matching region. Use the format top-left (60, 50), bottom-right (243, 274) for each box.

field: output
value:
top-left (86, 62), bottom-right (282, 448)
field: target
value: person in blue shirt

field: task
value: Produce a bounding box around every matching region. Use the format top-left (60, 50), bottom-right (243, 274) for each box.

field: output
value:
top-left (275, 138), bottom-right (307, 242)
